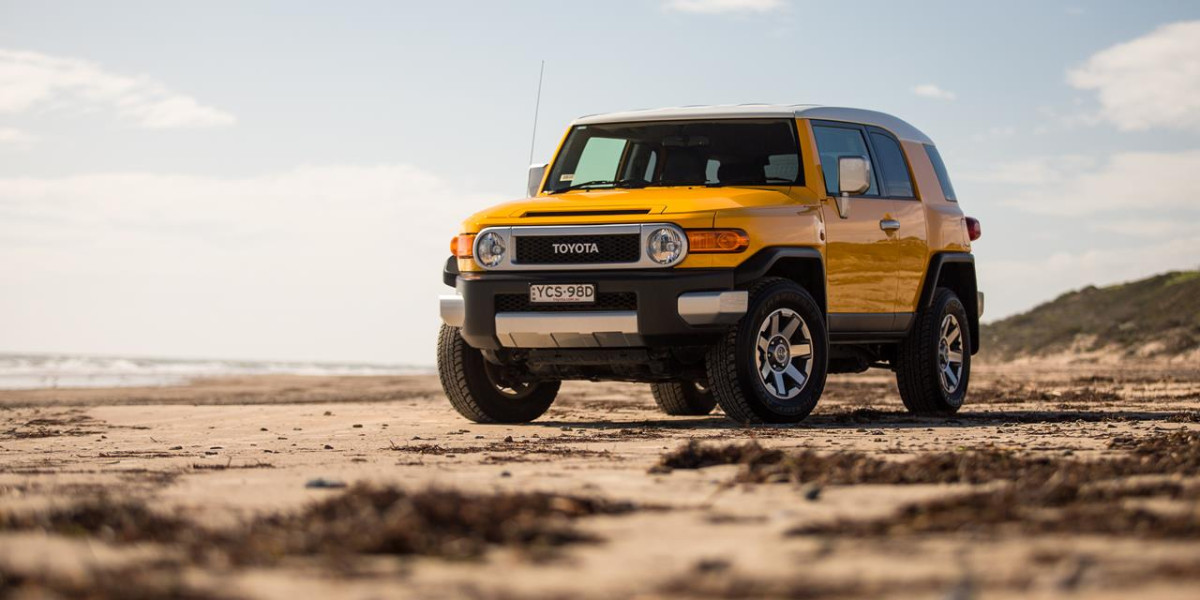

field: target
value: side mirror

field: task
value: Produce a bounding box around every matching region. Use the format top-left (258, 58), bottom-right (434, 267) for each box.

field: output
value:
top-left (838, 155), bottom-right (870, 196)
top-left (835, 155), bottom-right (871, 219)
top-left (527, 163), bottom-right (547, 198)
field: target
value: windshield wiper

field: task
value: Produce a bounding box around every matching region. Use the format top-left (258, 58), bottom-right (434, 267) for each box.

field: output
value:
top-left (551, 179), bottom-right (649, 193)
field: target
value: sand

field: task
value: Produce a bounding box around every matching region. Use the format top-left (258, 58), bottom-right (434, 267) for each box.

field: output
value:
top-left (1, 365), bottom-right (1198, 599)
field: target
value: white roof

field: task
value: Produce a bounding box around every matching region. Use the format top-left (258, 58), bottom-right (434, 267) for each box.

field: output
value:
top-left (572, 104), bottom-right (934, 145)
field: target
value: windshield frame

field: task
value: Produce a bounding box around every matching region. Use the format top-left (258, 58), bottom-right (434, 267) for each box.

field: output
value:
top-left (542, 118), bottom-right (803, 194)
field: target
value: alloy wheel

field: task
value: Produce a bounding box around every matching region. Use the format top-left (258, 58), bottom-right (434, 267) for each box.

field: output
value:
top-left (754, 308), bottom-right (814, 400)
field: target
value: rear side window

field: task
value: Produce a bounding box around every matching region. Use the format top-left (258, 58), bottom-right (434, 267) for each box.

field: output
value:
top-left (924, 144), bottom-right (957, 201)
top-left (812, 125), bottom-right (878, 196)
top-left (869, 132), bottom-right (915, 198)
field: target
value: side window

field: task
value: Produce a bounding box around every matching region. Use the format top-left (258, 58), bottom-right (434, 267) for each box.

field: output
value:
top-left (570, 137), bottom-right (626, 186)
top-left (763, 153), bottom-right (798, 181)
top-left (869, 132), bottom-right (915, 198)
top-left (924, 144), bottom-right (958, 201)
top-left (704, 158), bottom-right (720, 183)
top-left (812, 125), bottom-right (878, 196)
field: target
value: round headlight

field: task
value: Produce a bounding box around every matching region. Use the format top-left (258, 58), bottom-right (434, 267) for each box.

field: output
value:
top-left (646, 227), bottom-right (684, 265)
top-left (476, 231), bottom-right (506, 267)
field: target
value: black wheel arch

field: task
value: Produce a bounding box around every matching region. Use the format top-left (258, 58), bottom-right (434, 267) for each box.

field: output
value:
top-left (443, 256), bottom-right (459, 287)
top-left (734, 247), bottom-right (827, 316)
top-left (918, 253), bottom-right (980, 355)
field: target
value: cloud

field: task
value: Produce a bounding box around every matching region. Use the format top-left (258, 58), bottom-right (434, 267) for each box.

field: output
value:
top-left (0, 165), bottom-right (503, 365)
top-left (0, 48), bottom-right (235, 128)
top-left (957, 155), bottom-right (1097, 186)
top-left (911, 84), bottom-right (956, 101)
top-left (1088, 219), bottom-right (1196, 238)
top-left (998, 150), bottom-right (1200, 215)
top-left (969, 126), bottom-right (1015, 143)
top-left (664, 0), bottom-right (785, 14)
top-left (0, 127), bottom-right (36, 143)
top-left (1067, 20), bottom-right (1200, 132)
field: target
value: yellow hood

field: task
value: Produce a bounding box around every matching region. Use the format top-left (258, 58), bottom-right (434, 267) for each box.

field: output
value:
top-left (461, 186), bottom-right (796, 232)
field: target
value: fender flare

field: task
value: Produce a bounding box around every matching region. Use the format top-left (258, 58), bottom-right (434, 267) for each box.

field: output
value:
top-left (734, 246), bottom-right (826, 312)
top-left (918, 252), bottom-right (980, 354)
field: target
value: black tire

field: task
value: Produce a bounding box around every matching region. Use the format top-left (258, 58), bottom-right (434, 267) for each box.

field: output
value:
top-left (706, 278), bottom-right (828, 424)
top-left (436, 324), bottom-right (559, 423)
top-left (650, 381), bottom-right (717, 416)
top-left (895, 287), bottom-right (971, 415)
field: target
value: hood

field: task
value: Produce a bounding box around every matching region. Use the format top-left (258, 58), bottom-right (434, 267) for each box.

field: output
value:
top-left (463, 186), bottom-right (795, 230)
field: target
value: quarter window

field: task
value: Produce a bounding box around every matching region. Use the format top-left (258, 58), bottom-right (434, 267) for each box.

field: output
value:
top-left (924, 144), bottom-right (958, 201)
top-left (869, 132), bottom-right (915, 198)
top-left (812, 125), bottom-right (878, 196)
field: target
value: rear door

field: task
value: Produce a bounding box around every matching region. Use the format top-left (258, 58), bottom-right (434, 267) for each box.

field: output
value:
top-left (864, 127), bottom-right (928, 320)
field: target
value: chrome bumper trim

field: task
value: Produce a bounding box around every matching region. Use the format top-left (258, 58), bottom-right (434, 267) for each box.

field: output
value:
top-left (677, 291), bottom-right (748, 325)
top-left (495, 311), bottom-right (642, 348)
top-left (439, 294), bottom-right (465, 327)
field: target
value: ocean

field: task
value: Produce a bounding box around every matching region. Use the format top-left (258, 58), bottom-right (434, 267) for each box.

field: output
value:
top-left (0, 353), bottom-right (430, 390)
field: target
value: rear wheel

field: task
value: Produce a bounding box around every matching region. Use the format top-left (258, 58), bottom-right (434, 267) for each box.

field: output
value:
top-left (650, 380), bottom-right (717, 416)
top-left (437, 324), bottom-right (559, 423)
top-left (895, 287), bottom-right (971, 415)
top-left (706, 278), bottom-right (828, 424)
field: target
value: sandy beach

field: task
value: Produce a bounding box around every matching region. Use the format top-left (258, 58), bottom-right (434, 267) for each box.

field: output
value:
top-left (1, 365), bottom-right (1198, 599)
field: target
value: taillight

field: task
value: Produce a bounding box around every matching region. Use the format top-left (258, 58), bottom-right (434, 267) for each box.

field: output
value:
top-left (965, 217), bottom-right (982, 241)
top-left (450, 234), bottom-right (475, 258)
top-left (686, 229), bottom-right (750, 253)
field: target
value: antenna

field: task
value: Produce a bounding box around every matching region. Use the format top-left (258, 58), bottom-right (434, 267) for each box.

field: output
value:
top-left (527, 60), bottom-right (545, 166)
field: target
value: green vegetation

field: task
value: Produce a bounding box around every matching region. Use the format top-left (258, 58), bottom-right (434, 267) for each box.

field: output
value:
top-left (980, 270), bottom-right (1200, 361)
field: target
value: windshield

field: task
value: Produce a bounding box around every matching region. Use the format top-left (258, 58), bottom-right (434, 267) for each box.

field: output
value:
top-left (544, 119), bottom-right (802, 193)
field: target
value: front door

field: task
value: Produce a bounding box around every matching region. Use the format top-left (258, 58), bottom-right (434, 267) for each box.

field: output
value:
top-left (811, 122), bottom-right (901, 320)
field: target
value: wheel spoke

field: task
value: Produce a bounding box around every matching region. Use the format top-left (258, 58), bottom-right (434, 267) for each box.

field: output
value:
top-left (941, 317), bottom-right (951, 339)
top-left (760, 357), bottom-right (773, 380)
top-left (791, 343), bottom-right (812, 359)
top-left (757, 336), bottom-right (770, 353)
top-left (943, 365), bottom-right (959, 388)
top-left (783, 364), bottom-right (807, 388)
top-left (769, 313), bottom-right (780, 337)
top-left (772, 371), bottom-right (786, 395)
top-left (781, 316), bottom-right (800, 340)
top-left (947, 324), bottom-right (961, 346)
top-left (947, 350), bottom-right (963, 364)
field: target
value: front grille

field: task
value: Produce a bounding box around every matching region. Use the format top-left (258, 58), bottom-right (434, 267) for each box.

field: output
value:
top-left (513, 234), bottom-right (641, 265)
top-left (495, 292), bottom-right (637, 313)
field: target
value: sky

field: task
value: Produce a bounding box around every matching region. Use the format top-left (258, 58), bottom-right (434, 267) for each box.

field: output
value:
top-left (1, 0), bottom-right (1199, 366)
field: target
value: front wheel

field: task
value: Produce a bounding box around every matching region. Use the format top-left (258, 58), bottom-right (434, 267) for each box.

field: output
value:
top-left (437, 325), bottom-right (559, 423)
top-left (895, 288), bottom-right (971, 415)
top-left (706, 278), bottom-right (828, 424)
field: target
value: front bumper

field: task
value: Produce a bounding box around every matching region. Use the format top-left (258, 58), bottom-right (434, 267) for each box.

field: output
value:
top-left (440, 269), bottom-right (746, 350)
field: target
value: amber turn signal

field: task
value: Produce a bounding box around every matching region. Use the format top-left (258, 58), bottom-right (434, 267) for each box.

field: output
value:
top-left (686, 229), bottom-right (750, 253)
top-left (450, 234), bottom-right (476, 258)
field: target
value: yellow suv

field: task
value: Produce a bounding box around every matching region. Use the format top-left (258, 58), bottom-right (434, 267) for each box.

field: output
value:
top-left (438, 105), bottom-right (982, 424)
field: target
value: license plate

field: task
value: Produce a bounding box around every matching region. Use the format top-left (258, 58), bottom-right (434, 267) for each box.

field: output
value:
top-left (529, 283), bottom-right (595, 304)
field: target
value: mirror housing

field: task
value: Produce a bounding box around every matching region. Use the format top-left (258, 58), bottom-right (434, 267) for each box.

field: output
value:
top-left (838, 155), bottom-right (871, 196)
top-left (834, 156), bottom-right (871, 219)
top-left (527, 163), bottom-right (547, 198)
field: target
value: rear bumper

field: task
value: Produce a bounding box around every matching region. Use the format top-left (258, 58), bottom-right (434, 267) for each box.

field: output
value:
top-left (441, 269), bottom-right (746, 350)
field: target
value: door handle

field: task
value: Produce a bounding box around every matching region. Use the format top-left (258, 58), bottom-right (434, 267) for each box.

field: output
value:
top-left (879, 219), bottom-right (900, 232)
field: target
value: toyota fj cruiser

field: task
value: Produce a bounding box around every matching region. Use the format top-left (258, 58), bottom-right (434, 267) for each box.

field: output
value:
top-left (438, 105), bottom-right (982, 424)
